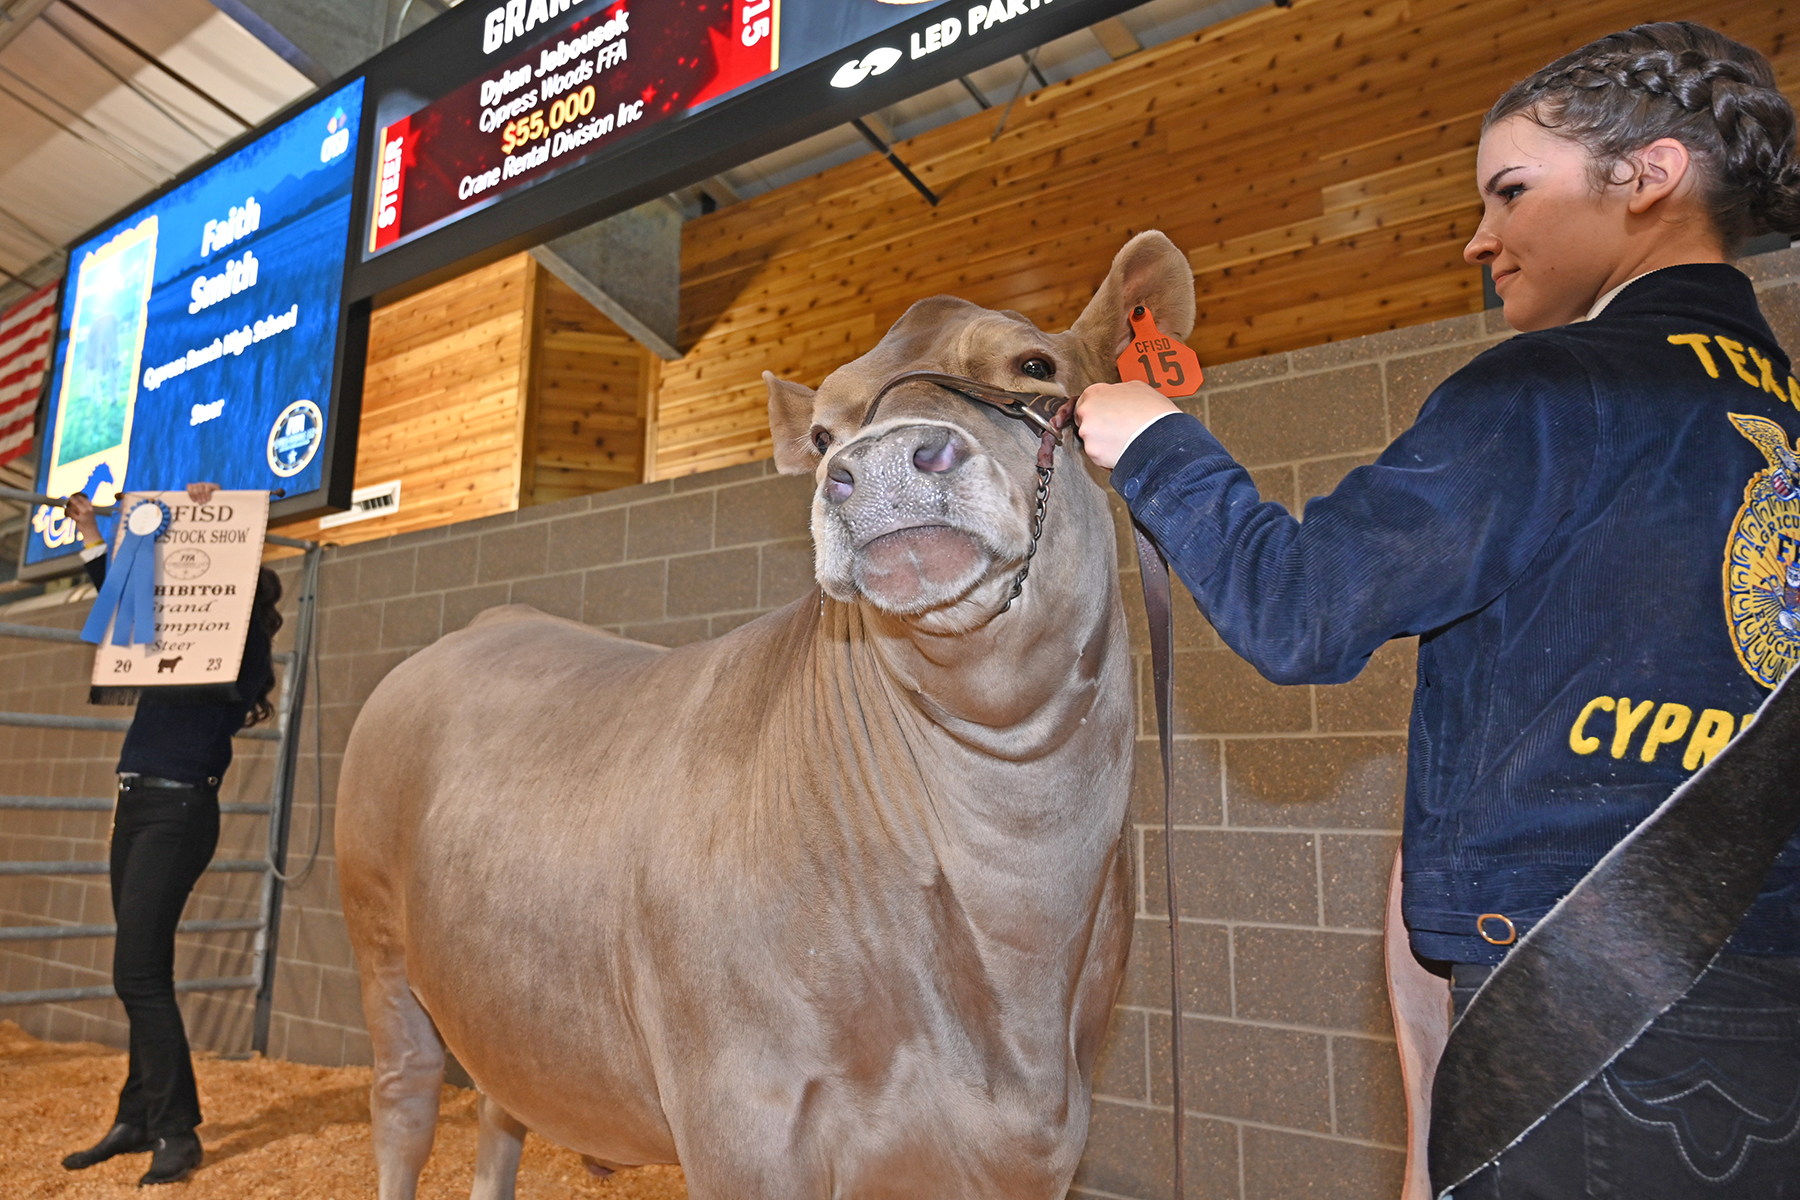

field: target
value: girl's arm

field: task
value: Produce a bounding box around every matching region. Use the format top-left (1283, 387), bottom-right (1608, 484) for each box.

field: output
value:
top-left (65, 484), bottom-right (216, 588)
top-left (65, 493), bottom-right (107, 588)
top-left (1107, 338), bottom-right (1597, 684)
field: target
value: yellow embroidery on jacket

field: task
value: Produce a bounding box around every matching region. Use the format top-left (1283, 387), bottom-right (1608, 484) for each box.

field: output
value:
top-left (1668, 333), bottom-right (1719, 377)
top-left (1610, 697), bottom-right (1655, 758)
top-left (1639, 703), bottom-right (1692, 762)
top-left (1683, 709), bottom-right (1735, 769)
top-left (1724, 413), bottom-right (1800, 688)
top-left (1668, 334), bottom-right (1798, 413)
top-left (1715, 337), bottom-right (1763, 388)
top-left (1748, 344), bottom-right (1788, 400)
top-left (1568, 696), bottom-right (1615, 754)
top-left (1567, 698), bottom-right (1744, 767)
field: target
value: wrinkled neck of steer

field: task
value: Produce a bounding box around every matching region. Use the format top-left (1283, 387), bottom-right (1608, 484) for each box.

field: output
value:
top-left (772, 458), bottom-right (1135, 862)
top-left (737, 466), bottom-right (1135, 1100)
top-left (848, 462), bottom-right (1128, 762)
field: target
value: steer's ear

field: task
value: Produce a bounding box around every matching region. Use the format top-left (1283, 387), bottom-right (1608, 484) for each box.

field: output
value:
top-left (766, 371), bottom-right (821, 475)
top-left (1069, 231), bottom-right (1196, 373)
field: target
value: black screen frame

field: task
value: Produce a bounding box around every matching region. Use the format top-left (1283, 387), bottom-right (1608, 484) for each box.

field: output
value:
top-left (348, 0), bottom-right (1143, 304)
top-left (15, 81), bottom-right (375, 581)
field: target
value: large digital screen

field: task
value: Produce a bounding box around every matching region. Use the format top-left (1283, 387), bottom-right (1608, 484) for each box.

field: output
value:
top-left (25, 79), bottom-right (367, 573)
top-left (365, 0), bottom-right (928, 257)
top-left (349, 0), bottom-right (1138, 299)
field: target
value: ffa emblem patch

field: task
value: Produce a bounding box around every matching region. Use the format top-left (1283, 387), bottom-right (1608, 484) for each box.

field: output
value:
top-left (1725, 413), bottom-right (1800, 687)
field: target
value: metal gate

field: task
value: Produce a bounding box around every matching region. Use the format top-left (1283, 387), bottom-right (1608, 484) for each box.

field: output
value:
top-left (0, 535), bottom-right (320, 1054)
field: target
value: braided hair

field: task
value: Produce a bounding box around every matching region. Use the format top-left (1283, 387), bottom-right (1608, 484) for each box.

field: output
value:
top-left (1486, 22), bottom-right (1800, 251)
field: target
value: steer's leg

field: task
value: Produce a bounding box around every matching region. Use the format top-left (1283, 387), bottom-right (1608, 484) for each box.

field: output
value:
top-left (361, 965), bottom-right (445, 1200)
top-left (469, 1092), bottom-right (529, 1200)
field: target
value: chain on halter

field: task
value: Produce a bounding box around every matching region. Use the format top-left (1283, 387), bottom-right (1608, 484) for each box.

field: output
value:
top-left (859, 370), bottom-right (1072, 614)
top-left (998, 436), bottom-right (1059, 613)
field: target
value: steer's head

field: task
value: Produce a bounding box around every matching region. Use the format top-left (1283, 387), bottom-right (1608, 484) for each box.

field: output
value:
top-left (766, 231), bottom-right (1195, 632)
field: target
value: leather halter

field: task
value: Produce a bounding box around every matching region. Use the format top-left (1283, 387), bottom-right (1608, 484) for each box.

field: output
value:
top-left (857, 370), bottom-right (1074, 612)
top-left (856, 368), bottom-right (1190, 1200)
top-left (858, 369), bottom-right (1071, 440)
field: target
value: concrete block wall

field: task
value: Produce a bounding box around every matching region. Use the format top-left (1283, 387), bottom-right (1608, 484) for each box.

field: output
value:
top-left (5, 247), bottom-right (1799, 1198)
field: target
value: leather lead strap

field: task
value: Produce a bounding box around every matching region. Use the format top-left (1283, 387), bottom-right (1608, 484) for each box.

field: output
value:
top-left (1132, 524), bottom-right (1184, 1200)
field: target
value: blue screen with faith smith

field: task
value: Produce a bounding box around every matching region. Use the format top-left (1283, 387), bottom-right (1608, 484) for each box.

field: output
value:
top-left (25, 78), bottom-right (365, 568)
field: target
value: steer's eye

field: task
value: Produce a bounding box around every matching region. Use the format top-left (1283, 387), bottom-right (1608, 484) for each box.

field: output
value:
top-left (811, 426), bottom-right (834, 454)
top-left (1020, 356), bottom-right (1056, 381)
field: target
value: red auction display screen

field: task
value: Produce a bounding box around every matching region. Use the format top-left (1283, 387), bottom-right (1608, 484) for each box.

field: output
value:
top-left (369, 0), bottom-right (777, 254)
top-left (344, 0), bottom-right (1146, 301)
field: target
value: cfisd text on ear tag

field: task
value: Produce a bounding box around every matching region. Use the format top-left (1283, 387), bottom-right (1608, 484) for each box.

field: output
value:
top-left (1116, 305), bottom-right (1204, 397)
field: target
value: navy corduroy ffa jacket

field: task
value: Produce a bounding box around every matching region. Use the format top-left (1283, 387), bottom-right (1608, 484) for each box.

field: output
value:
top-left (1113, 264), bottom-right (1800, 964)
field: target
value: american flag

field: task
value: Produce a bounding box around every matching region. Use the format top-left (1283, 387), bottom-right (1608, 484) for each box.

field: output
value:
top-left (0, 281), bottom-right (60, 469)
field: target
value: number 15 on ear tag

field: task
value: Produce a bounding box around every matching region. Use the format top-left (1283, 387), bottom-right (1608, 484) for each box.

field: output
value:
top-left (1116, 305), bottom-right (1204, 397)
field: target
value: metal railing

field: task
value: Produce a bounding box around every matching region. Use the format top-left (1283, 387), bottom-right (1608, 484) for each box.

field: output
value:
top-left (0, 533), bottom-right (320, 1054)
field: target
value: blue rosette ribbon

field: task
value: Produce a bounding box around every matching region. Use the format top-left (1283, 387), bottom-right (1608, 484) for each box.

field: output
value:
top-left (81, 497), bottom-right (172, 647)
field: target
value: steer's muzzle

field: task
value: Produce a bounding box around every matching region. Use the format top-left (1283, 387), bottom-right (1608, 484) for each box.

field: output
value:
top-left (822, 424), bottom-right (970, 508)
top-left (813, 420), bottom-right (1025, 616)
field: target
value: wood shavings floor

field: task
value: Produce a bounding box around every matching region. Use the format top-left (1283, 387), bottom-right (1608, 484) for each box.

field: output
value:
top-left (0, 1021), bottom-right (688, 1199)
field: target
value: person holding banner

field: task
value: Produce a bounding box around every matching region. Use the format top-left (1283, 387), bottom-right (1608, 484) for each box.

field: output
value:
top-left (1075, 21), bottom-right (1800, 1199)
top-left (57, 483), bottom-right (282, 1187)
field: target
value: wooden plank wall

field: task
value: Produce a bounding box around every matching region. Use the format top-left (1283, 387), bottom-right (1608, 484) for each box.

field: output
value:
top-left (277, 253), bottom-right (539, 546)
top-left (273, 257), bottom-right (657, 546)
top-left (655, 0), bottom-right (1800, 479)
top-left (530, 275), bottom-right (654, 505)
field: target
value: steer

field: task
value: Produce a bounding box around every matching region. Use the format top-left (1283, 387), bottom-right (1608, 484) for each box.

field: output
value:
top-left (337, 231), bottom-right (1198, 1200)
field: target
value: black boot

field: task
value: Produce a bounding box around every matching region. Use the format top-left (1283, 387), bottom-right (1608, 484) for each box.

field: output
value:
top-left (137, 1133), bottom-right (202, 1186)
top-left (62, 1121), bottom-right (152, 1170)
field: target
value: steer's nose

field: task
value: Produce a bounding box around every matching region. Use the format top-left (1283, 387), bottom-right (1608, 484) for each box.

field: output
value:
top-left (823, 424), bottom-right (971, 509)
top-left (911, 427), bottom-right (964, 474)
top-left (824, 461), bottom-right (855, 505)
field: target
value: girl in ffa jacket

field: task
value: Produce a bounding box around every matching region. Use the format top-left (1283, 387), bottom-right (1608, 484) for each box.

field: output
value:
top-left (58, 483), bottom-right (279, 1187)
top-left (1076, 21), bottom-right (1800, 1199)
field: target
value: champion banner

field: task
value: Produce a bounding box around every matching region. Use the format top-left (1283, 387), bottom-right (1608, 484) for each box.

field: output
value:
top-left (0, 281), bottom-right (59, 468)
top-left (86, 490), bottom-right (270, 697)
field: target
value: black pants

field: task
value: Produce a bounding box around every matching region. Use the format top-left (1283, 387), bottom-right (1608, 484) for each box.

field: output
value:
top-left (109, 780), bottom-right (219, 1139)
top-left (1451, 952), bottom-right (1800, 1198)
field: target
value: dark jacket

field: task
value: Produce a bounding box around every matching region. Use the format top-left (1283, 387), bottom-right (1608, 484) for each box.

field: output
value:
top-left (1113, 264), bottom-right (1800, 964)
top-left (84, 554), bottom-right (273, 787)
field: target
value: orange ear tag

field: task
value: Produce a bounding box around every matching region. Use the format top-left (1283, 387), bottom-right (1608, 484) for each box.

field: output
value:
top-left (1115, 305), bottom-right (1204, 398)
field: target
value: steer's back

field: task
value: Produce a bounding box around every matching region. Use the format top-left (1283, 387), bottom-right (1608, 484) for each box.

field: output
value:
top-left (339, 604), bottom-right (671, 908)
top-left (338, 603), bottom-right (806, 1165)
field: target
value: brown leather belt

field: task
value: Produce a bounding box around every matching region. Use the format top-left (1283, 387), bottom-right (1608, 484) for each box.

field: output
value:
top-left (863, 370), bottom-right (1189, 1200)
